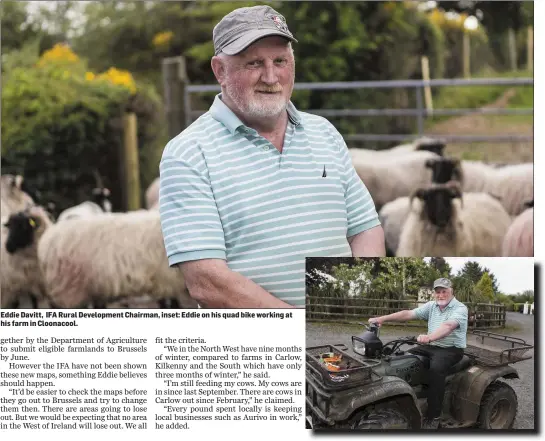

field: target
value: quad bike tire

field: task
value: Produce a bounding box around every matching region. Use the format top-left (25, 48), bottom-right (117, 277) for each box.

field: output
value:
top-left (350, 408), bottom-right (411, 429)
top-left (477, 381), bottom-right (518, 429)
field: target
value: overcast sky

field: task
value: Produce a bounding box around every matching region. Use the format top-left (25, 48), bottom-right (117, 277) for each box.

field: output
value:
top-left (428, 257), bottom-right (535, 295)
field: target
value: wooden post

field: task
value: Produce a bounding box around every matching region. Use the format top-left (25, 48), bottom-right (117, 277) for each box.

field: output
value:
top-left (122, 112), bottom-right (140, 211)
top-left (527, 26), bottom-right (533, 71)
top-left (421, 56), bottom-right (433, 113)
top-left (508, 27), bottom-right (517, 71)
top-left (162, 56), bottom-right (189, 139)
top-left (463, 32), bottom-right (470, 78)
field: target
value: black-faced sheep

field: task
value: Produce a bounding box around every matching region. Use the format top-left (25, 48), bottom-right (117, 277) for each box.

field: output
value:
top-left (351, 150), bottom-right (443, 210)
top-left (36, 210), bottom-right (198, 309)
top-left (380, 157), bottom-right (463, 256)
top-left (396, 182), bottom-right (512, 257)
top-left (425, 157), bottom-right (463, 184)
top-left (429, 159), bottom-right (533, 216)
top-left (1, 206), bottom-right (52, 308)
top-left (501, 200), bottom-right (533, 257)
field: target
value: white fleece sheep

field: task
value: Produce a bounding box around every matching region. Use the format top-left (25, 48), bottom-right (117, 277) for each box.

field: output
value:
top-left (1, 174), bottom-right (34, 220)
top-left (1, 206), bottom-right (52, 308)
top-left (378, 196), bottom-right (411, 256)
top-left (57, 201), bottom-right (108, 222)
top-left (501, 205), bottom-right (533, 257)
top-left (351, 150), bottom-right (441, 209)
top-left (37, 210), bottom-right (198, 309)
top-left (349, 137), bottom-right (445, 164)
top-left (460, 161), bottom-right (533, 216)
top-left (396, 182), bottom-right (512, 257)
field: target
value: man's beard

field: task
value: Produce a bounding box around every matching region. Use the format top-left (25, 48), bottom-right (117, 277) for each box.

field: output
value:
top-left (436, 298), bottom-right (450, 307)
top-left (224, 79), bottom-right (290, 118)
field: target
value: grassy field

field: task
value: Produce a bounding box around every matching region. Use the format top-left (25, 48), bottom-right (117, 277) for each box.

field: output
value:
top-left (423, 69), bottom-right (534, 163)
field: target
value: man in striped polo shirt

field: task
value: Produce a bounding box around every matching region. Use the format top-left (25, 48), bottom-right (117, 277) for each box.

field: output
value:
top-left (369, 277), bottom-right (468, 429)
top-left (158, 5), bottom-right (385, 309)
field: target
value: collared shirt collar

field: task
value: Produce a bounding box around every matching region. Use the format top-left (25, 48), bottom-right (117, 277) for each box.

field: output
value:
top-left (208, 93), bottom-right (303, 135)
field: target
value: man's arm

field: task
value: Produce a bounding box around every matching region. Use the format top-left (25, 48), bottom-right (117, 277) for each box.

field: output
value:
top-left (418, 320), bottom-right (459, 343)
top-left (370, 309), bottom-right (417, 325)
top-left (178, 259), bottom-right (295, 308)
top-left (348, 225), bottom-right (386, 256)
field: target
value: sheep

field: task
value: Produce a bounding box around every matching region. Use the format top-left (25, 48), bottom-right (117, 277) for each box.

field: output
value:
top-left (424, 157), bottom-right (463, 185)
top-left (351, 150), bottom-right (443, 210)
top-left (349, 137), bottom-right (445, 163)
top-left (501, 200), bottom-right (533, 257)
top-left (1, 174), bottom-right (34, 220)
top-left (396, 182), bottom-right (512, 257)
top-left (458, 161), bottom-right (532, 216)
top-left (420, 158), bottom-right (533, 217)
top-left (378, 196), bottom-right (411, 256)
top-left (145, 177), bottom-right (160, 209)
top-left (91, 187), bottom-right (113, 213)
top-left (1, 205), bottom-right (52, 308)
top-left (56, 187), bottom-right (112, 222)
top-left (380, 157), bottom-right (463, 255)
top-left (36, 209), bottom-right (198, 309)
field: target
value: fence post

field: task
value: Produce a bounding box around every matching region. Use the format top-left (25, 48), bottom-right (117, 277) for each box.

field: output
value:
top-left (421, 56), bottom-right (433, 115)
top-left (508, 28), bottom-right (517, 71)
top-left (463, 32), bottom-right (470, 78)
top-left (415, 86), bottom-right (424, 135)
top-left (121, 112), bottom-right (140, 211)
top-left (162, 56), bottom-right (189, 139)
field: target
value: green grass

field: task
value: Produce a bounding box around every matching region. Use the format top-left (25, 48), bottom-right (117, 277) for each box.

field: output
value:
top-left (425, 68), bottom-right (534, 128)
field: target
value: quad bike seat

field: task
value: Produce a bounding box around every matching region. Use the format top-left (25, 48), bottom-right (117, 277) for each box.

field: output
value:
top-left (408, 347), bottom-right (472, 375)
top-left (446, 355), bottom-right (472, 375)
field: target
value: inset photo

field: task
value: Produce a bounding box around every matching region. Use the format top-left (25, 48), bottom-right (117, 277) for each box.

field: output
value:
top-left (305, 257), bottom-right (535, 431)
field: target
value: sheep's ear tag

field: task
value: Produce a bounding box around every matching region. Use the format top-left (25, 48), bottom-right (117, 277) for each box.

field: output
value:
top-left (29, 219), bottom-right (36, 228)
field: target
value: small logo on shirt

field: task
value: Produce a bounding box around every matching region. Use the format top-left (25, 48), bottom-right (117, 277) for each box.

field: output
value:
top-left (322, 166), bottom-right (327, 178)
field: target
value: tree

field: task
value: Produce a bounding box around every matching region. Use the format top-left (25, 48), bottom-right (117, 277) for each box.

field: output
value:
top-left (482, 267), bottom-right (500, 295)
top-left (429, 257), bottom-right (452, 276)
top-left (458, 261), bottom-right (484, 284)
top-left (475, 272), bottom-right (495, 302)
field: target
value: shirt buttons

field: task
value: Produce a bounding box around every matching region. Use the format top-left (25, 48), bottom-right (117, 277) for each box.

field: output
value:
top-left (263, 145), bottom-right (270, 151)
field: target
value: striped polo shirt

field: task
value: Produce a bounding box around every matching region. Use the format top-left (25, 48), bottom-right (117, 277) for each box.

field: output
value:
top-left (412, 297), bottom-right (468, 348)
top-left (158, 94), bottom-right (380, 307)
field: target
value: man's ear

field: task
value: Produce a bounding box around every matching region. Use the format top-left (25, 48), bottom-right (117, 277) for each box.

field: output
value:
top-left (211, 56), bottom-right (226, 85)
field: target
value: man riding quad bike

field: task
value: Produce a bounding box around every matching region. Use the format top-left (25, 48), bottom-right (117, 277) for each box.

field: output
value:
top-left (305, 323), bottom-right (532, 430)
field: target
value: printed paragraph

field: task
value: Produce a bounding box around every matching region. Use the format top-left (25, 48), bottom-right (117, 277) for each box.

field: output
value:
top-left (0, 336), bottom-right (149, 430)
top-left (154, 337), bottom-right (304, 429)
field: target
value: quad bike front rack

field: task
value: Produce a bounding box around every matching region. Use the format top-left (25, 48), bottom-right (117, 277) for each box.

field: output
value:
top-left (306, 344), bottom-right (381, 391)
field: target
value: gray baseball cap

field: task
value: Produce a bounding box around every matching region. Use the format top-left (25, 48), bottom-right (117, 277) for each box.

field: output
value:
top-left (433, 278), bottom-right (452, 289)
top-left (213, 5), bottom-right (298, 56)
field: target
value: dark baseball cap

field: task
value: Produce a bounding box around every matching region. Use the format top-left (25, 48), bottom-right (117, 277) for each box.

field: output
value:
top-left (433, 278), bottom-right (452, 289)
top-left (213, 5), bottom-right (298, 56)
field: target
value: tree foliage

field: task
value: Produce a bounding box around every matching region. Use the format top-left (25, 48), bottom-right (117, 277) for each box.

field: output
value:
top-left (475, 272), bottom-right (495, 302)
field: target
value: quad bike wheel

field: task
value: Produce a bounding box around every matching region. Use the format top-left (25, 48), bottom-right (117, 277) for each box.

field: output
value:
top-left (350, 408), bottom-right (411, 429)
top-left (477, 381), bottom-right (518, 429)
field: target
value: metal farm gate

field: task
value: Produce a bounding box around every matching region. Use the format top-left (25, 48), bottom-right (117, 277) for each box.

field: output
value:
top-left (176, 76), bottom-right (533, 145)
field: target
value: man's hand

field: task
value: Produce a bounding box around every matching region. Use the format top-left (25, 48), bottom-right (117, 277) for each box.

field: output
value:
top-left (417, 334), bottom-right (432, 344)
top-left (369, 317), bottom-right (382, 327)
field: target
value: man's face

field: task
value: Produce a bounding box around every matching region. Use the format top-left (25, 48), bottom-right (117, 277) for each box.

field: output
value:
top-left (218, 36), bottom-right (295, 119)
top-left (434, 287), bottom-right (452, 306)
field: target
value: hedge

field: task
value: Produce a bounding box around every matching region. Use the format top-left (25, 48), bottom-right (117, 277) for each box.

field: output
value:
top-left (1, 44), bottom-right (167, 213)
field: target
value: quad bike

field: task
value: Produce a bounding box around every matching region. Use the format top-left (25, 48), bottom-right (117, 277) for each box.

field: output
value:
top-left (305, 323), bottom-right (533, 430)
